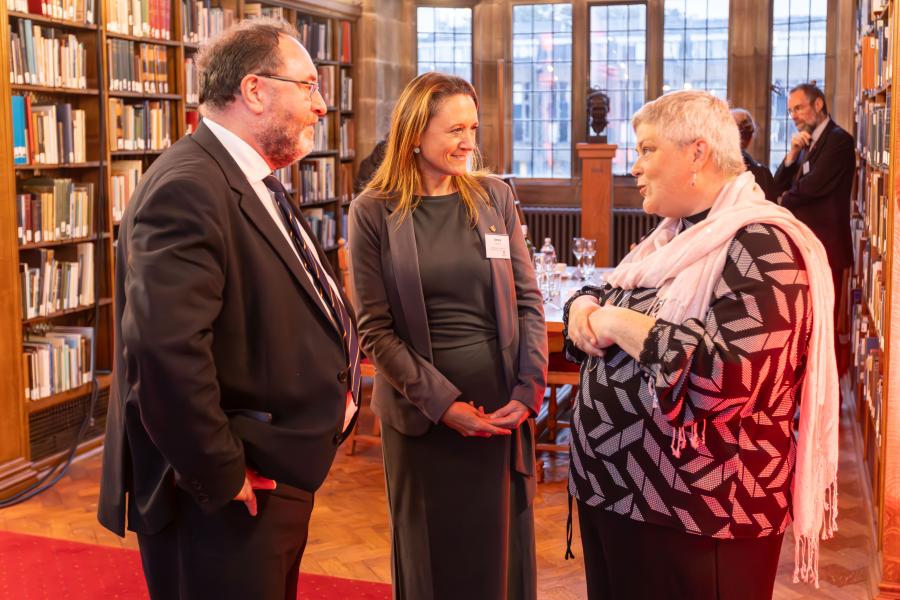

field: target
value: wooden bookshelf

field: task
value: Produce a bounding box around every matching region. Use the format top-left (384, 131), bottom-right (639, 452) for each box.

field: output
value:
top-left (1, 0), bottom-right (112, 489)
top-left (11, 85), bottom-right (100, 95)
top-left (27, 372), bottom-right (111, 414)
top-left (0, 0), bottom-right (359, 496)
top-left (851, 0), bottom-right (900, 595)
top-left (7, 10), bottom-right (98, 30)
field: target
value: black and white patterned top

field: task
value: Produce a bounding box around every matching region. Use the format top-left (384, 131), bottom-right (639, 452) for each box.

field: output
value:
top-left (563, 216), bottom-right (812, 539)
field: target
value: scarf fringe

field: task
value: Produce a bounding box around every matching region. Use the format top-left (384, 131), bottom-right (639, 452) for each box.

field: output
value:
top-left (648, 378), bottom-right (659, 410)
top-left (669, 420), bottom-right (707, 459)
top-left (690, 421), bottom-right (707, 449)
top-left (823, 479), bottom-right (838, 539)
top-left (670, 426), bottom-right (686, 458)
top-left (793, 479), bottom-right (839, 588)
top-left (793, 533), bottom-right (820, 588)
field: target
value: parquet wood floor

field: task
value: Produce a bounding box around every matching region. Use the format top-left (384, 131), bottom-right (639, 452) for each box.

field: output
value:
top-left (0, 401), bottom-right (875, 599)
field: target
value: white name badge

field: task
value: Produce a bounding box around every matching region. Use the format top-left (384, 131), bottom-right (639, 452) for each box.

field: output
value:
top-left (802, 161), bottom-right (810, 176)
top-left (485, 233), bottom-right (511, 259)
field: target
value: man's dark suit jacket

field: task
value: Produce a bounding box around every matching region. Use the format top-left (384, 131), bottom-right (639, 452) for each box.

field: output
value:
top-left (773, 119), bottom-right (855, 270)
top-left (98, 122), bottom-right (351, 537)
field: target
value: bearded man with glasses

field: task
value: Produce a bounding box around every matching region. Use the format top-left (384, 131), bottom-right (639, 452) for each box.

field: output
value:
top-left (98, 18), bottom-right (360, 600)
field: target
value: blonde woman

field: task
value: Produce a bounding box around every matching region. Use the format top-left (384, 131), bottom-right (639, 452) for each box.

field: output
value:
top-left (348, 72), bottom-right (547, 600)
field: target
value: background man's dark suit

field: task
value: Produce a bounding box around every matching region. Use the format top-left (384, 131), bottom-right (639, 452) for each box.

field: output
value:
top-left (773, 119), bottom-right (855, 273)
top-left (774, 118), bottom-right (855, 375)
top-left (98, 121), bottom-right (352, 596)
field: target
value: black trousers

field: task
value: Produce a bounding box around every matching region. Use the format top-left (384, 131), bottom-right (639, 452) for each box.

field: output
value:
top-left (136, 484), bottom-right (314, 600)
top-left (577, 501), bottom-right (784, 600)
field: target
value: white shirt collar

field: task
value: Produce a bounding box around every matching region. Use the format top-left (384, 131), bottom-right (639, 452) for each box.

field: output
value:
top-left (202, 116), bottom-right (272, 184)
top-left (810, 117), bottom-right (830, 148)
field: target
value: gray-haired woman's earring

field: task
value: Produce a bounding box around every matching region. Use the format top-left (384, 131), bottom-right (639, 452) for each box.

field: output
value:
top-left (691, 172), bottom-right (697, 188)
top-left (413, 147), bottom-right (421, 154)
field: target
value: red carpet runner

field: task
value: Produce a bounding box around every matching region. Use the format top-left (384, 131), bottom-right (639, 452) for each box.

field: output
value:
top-left (0, 530), bottom-right (390, 599)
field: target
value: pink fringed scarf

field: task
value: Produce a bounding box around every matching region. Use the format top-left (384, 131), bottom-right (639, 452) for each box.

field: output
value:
top-left (607, 171), bottom-right (839, 587)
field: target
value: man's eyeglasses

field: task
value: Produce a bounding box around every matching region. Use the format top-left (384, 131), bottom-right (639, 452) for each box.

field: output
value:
top-left (787, 101), bottom-right (812, 116)
top-left (255, 74), bottom-right (320, 99)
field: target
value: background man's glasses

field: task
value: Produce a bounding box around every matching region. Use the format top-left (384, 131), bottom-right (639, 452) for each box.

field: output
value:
top-left (787, 101), bottom-right (813, 116)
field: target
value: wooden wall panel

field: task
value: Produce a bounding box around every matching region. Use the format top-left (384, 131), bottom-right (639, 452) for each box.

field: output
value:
top-left (727, 0), bottom-right (772, 164)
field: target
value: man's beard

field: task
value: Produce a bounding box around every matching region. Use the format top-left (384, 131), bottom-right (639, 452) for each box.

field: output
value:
top-left (258, 111), bottom-right (307, 168)
top-left (798, 121), bottom-right (815, 134)
top-left (797, 111), bottom-right (824, 135)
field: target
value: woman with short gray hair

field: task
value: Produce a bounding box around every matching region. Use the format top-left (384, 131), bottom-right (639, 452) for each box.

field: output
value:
top-left (564, 90), bottom-right (839, 598)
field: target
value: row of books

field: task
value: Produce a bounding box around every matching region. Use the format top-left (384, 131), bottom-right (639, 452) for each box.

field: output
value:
top-left (863, 346), bottom-right (883, 448)
top-left (296, 14), bottom-right (332, 62)
top-left (300, 157), bottom-right (334, 203)
top-left (108, 39), bottom-right (171, 94)
top-left (337, 19), bottom-right (351, 63)
top-left (16, 178), bottom-right (94, 245)
top-left (850, 298), bottom-right (883, 448)
top-left (312, 115), bottom-right (330, 153)
top-left (181, 0), bottom-right (234, 44)
top-left (23, 326), bottom-right (93, 400)
top-left (105, 0), bottom-right (172, 40)
top-left (302, 208), bottom-right (336, 249)
top-left (340, 69), bottom-right (352, 111)
top-left (242, 3), bottom-right (282, 20)
top-left (11, 97), bottom-right (87, 165)
top-left (850, 0), bottom-right (892, 470)
top-left (318, 65), bottom-right (336, 108)
top-left (110, 160), bottom-right (142, 222)
top-left (185, 56), bottom-right (198, 104)
top-left (856, 93), bottom-right (891, 169)
top-left (859, 15), bottom-right (893, 92)
top-left (19, 243), bottom-right (95, 319)
top-left (855, 229), bottom-right (886, 343)
top-left (8, 21), bottom-right (87, 89)
top-left (6, 0), bottom-right (95, 25)
top-left (859, 170), bottom-right (889, 257)
top-left (340, 118), bottom-right (354, 159)
top-left (108, 97), bottom-right (172, 151)
top-left (851, 219), bottom-right (873, 323)
top-left (185, 108), bottom-right (199, 134)
top-left (273, 165), bottom-right (292, 193)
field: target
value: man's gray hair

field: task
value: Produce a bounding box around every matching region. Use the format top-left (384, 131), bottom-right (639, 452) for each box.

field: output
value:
top-left (632, 90), bottom-right (745, 177)
top-left (197, 18), bottom-right (300, 110)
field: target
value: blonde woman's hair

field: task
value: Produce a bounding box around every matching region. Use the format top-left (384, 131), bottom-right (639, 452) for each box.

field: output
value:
top-left (632, 90), bottom-right (745, 176)
top-left (364, 71), bottom-right (490, 225)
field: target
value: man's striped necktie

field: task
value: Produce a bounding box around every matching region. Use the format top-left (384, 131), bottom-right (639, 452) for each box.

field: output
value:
top-left (263, 175), bottom-right (361, 439)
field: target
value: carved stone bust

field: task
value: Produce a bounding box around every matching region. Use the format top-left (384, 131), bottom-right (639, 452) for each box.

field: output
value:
top-left (587, 89), bottom-right (610, 142)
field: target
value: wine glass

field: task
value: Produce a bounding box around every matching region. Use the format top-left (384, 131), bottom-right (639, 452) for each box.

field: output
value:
top-left (583, 239), bottom-right (596, 280)
top-left (533, 252), bottom-right (551, 301)
top-left (572, 237), bottom-right (585, 279)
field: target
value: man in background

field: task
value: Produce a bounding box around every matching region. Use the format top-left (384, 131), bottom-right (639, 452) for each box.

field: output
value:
top-left (774, 82), bottom-right (855, 372)
top-left (731, 108), bottom-right (777, 200)
top-left (98, 18), bottom-right (359, 599)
